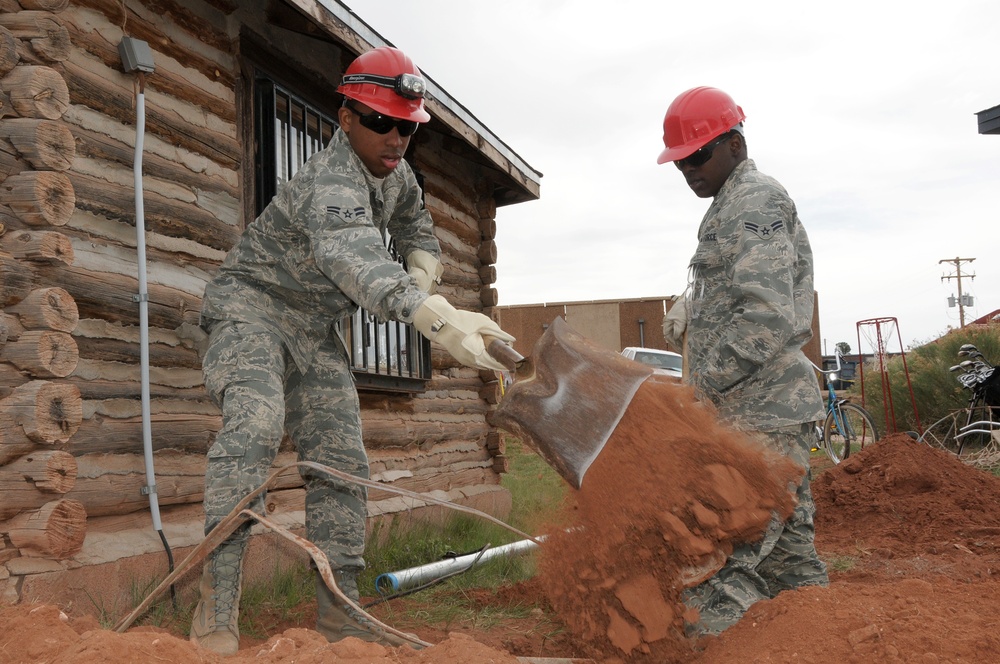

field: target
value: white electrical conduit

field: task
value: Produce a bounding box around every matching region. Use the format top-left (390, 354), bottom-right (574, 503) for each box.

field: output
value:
top-left (374, 537), bottom-right (543, 595)
top-left (132, 74), bottom-right (174, 580)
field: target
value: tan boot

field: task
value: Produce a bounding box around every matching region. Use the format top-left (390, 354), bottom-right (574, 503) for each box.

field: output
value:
top-left (190, 538), bottom-right (246, 656)
top-left (315, 570), bottom-right (420, 648)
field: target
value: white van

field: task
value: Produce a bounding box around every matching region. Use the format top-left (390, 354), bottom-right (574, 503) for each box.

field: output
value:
top-left (621, 347), bottom-right (683, 379)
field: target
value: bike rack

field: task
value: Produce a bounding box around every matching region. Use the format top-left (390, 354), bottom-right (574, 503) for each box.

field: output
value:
top-left (856, 317), bottom-right (922, 435)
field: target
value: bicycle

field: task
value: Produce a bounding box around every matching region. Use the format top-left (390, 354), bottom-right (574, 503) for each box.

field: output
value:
top-left (918, 344), bottom-right (1000, 466)
top-left (812, 350), bottom-right (880, 464)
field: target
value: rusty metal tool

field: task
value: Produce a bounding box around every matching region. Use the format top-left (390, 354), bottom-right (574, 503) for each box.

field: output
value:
top-left (488, 317), bottom-right (653, 489)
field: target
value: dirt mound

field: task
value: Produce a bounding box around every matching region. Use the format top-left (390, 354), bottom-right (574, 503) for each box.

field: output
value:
top-left (813, 432), bottom-right (1000, 559)
top-left (0, 603), bottom-right (522, 664)
top-left (536, 377), bottom-right (805, 662)
top-left (694, 433), bottom-right (1000, 663)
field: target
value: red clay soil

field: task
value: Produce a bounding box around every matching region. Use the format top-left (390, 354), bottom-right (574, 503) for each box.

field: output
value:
top-left (4, 377), bottom-right (1000, 663)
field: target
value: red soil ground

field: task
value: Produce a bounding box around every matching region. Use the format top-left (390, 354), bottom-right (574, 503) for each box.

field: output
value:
top-left (3, 378), bottom-right (999, 663)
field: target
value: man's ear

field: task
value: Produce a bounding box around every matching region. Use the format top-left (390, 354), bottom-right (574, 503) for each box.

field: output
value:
top-left (338, 106), bottom-right (353, 133)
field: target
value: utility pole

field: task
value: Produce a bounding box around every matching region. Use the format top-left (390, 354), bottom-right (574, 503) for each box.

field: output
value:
top-left (939, 257), bottom-right (975, 328)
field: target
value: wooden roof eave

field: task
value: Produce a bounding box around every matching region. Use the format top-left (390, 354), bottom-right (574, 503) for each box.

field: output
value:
top-left (279, 0), bottom-right (542, 205)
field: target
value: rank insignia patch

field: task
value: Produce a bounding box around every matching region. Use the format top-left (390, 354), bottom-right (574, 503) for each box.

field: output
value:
top-left (327, 205), bottom-right (367, 221)
top-left (743, 220), bottom-right (784, 240)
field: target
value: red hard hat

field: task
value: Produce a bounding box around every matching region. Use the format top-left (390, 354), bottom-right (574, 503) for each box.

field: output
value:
top-left (657, 87), bottom-right (746, 164)
top-left (337, 47), bottom-right (432, 122)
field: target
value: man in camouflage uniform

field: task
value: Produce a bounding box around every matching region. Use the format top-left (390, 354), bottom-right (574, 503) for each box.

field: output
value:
top-left (189, 46), bottom-right (514, 655)
top-left (657, 87), bottom-right (828, 636)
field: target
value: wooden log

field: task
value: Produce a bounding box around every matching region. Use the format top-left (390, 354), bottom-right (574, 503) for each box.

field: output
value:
top-left (0, 65), bottom-right (69, 119)
top-left (0, 118), bottom-right (75, 171)
top-left (3, 379), bottom-right (82, 443)
top-left (18, 1), bottom-right (70, 12)
top-left (478, 264), bottom-right (496, 285)
top-left (62, 13), bottom-right (237, 126)
top-left (424, 193), bottom-right (480, 247)
top-left (0, 249), bottom-right (35, 305)
top-left (0, 87), bottom-right (15, 120)
top-left (67, 171), bottom-right (239, 251)
top-left (32, 262), bottom-right (202, 329)
top-left (60, 59), bottom-right (240, 167)
top-left (480, 287), bottom-right (499, 308)
top-left (478, 215), bottom-right (496, 240)
top-left (7, 286), bottom-right (77, 331)
top-left (0, 450), bottom-right (77, 520)
top-left (62, 375), bottom-right (209, 402)
top-left (1, 170), bottom-right (75, 226)
top-left (360, 416), bottom-right (489, 449)
top-left (478, 239), bottom-right (497, 265)
top-left (0, 26), bottom-right (19, 78)
top-left (64, 450), bottom-right (303, 517)
top-left (366, 466), bottom-right (495, 504)
top-left (69, 412), bottom-right (220, 456)
top-left (0, 228), bottom-right (73, 263)
top-left (477, 199), bottom-right (497, 225)
top-left (485, 431), bottom-right (505, 455)
top-left (439, 265), bottom-right (484, 291)
top-left (0, 412), bottom-right (34, 465)
top-left (491, 455), bottom-right (510, 474)
top-left (2, 498), bottom-right (86, 559)
top-left (0, 312), bottom-right (25, 342)
top-left (70, 123), bottom-right (236, 200)
top-left (0, 11), bottom-right (71, 63)
top-left (1, 329), bottom-right (78, 377)
top-left (69, 0), bottom-right (234, 84)
top-left (74, 334), bottom-right (201, 369)
top-left (0, 137), bottom-right (29, 179)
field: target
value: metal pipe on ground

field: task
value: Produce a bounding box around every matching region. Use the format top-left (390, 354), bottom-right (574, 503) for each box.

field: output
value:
top-left (374, 538), bottom-right (541, 595)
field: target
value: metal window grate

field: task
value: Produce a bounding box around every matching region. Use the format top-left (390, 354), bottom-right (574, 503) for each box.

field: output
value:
top-left (254, 76), bottom-right (431, 389)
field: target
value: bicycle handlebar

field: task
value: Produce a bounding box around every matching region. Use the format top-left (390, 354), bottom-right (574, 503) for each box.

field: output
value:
top-left (811, 349), bottom-right (843, 376)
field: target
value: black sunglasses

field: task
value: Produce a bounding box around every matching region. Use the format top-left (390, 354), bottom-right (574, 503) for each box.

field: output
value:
top-left (345, 102), bottom-right (419, 137)
top-left (675, 132), bottom-right (733, 169)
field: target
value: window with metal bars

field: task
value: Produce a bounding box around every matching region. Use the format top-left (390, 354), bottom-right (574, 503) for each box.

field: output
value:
top-left (253, 75), bottom-right (432, 391)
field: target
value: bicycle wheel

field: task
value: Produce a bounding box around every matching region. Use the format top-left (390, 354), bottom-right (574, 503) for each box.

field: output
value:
top-left (918, 411), bottom-right (962, 455)
top-left (922, 406), bottom-right (1000, 466)
top-left (823, 403), bottom-right (879, 464)
top-left (954, 402), bottom-right (998, 459)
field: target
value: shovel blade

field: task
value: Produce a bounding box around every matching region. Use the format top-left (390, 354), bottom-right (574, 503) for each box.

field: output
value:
top-left (491, 318), bottom-right (653, 488)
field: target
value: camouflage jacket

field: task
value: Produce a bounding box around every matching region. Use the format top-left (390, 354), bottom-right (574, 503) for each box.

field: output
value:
top-left (201, 128), bottom-right (439, 372)
top-left (685, 159), bottom-right (824, 431)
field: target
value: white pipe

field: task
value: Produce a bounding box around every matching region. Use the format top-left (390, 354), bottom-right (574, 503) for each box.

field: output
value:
top-left (134, 89), bottom-right (162, 532)
top-left (375, 538), bottom-right (541, 594)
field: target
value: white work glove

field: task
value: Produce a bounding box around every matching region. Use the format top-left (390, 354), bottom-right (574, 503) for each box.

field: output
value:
top-left (406, 249), bottom-right (443, 294)
top-left (412, 294), bottom-right (515, 372)
top-left (663, 294), bottom-right (687, 352)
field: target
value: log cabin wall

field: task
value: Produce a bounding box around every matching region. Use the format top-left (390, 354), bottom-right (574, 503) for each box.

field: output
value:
top-left (0, 0), bottom-right (530, 609)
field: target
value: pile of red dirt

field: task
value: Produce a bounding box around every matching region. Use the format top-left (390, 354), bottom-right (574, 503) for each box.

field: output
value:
top-left (536, 377), bottom-right (806, 662)
top-left (5, 421), bottom-right (1000, 663)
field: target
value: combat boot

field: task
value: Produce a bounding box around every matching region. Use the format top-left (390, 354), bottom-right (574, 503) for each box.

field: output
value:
top-left (190, 538), bottom-right (246, 656)
top-left (315, 569), bottom-right (420, 648)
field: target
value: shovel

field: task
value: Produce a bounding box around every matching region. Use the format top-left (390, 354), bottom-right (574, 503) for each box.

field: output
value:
top-left (487, 317), bottom-right (654, 489)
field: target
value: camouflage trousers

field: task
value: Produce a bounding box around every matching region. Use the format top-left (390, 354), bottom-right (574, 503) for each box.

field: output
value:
top-left (201, 319), bottom-right (368, 572)
top-left (682, 422), bottom-right (828, 636)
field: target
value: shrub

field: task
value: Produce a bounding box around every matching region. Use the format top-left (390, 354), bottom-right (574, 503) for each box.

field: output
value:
top-left (850, 324), bottom-right (1000, 434)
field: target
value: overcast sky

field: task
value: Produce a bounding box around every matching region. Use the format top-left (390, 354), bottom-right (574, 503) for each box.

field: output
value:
top-left (342, 0), bottom-right (999, 355)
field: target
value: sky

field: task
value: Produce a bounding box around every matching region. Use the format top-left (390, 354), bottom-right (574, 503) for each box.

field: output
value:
top-left (342, 0), bottom-right (999, 355)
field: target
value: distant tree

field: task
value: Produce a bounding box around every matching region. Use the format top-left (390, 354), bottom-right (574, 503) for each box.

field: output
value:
top-left (835, 341), bottom-right (851, 356)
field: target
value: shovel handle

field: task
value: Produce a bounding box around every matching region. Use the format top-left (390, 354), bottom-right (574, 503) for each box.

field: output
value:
top-left (486, 336), bottom-right (523, 371)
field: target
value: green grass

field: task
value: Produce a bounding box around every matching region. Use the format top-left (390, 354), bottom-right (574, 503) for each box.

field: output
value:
top-left (121, 435), bottom-right (569, 638)
top-left (825, 555), bottom-right (857, 573)
top-left (359, 436), bottom-right (569, 598)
